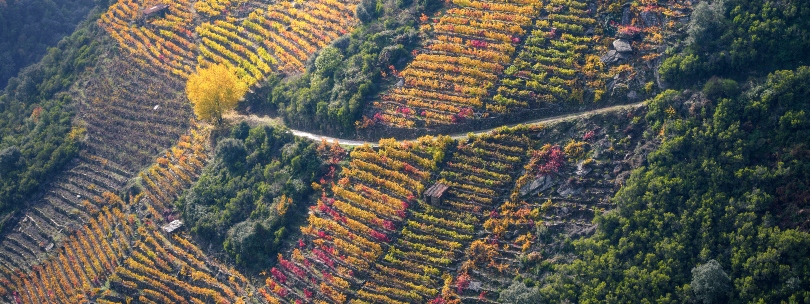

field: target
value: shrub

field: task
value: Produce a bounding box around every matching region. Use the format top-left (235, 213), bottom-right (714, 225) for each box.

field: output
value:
top-left (702, 77), bottom-right (739, 100)
top-left (498, 281), bottom-right (542, 304)
top-left (690, 260), bottom-right (731, 304)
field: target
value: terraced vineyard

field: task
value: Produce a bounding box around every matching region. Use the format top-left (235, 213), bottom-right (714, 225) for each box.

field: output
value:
top-left (197, 0), bottom-right (358, 81)
top-left (0, 0), bottom-right (702, 302)
top-left (369, 0), bottom-right (681, 130)
top-left (3, 198), bottom-right (254, 304)
top-left (355, 130), bottom-right (534, 303)
top-left (0, 122), bottom-right (259, 304)
top-left (99, 0), bottom-right (360, 84)
top-left (99, 0), bottom-right (198, 78)
top-left (447, 109), bottom-right (656, 300)
top-left (259, 136), bottom-right (451, 303)
top-left (1, 0), bottom-right (365, 294)
top-left (1, 199), bottom-right (135, 303)
top-left (255, 104), bottom-right (654, 302)
top-left (96, 225), bottom-right (252, 304)
top-left (0, 49), bottom-right (194, 277)
top-left (136, 123), bottom-right (211, 223)
top-left (495, 0), bottom-right (609, 107)
top-left (374, 0), bottom-right (540, 128)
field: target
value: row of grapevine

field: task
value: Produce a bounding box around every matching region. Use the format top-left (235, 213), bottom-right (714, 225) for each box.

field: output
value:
top-left (1, 197), bottom-right (136, 304)
top-left (95, 225), bottom-right (251, 304)
top-left (0, 55), bottom-right (193, 277)
top-left (99, 0), bottom-right (197, 78)
top-left (196, 0), bottom-right (358, 85)
top-left (447, 120), bottom-right (652, 301)
top-left (370, 0), bottom-right (681, 130)
top-left (195, 0), bottom-right (270, 18)
top-left (372, 0), bottom-right (541, 128)
top-left (100, 0), bottom-right (359, 83)
top-left (0, 121), bottom-right (241, 303)
top-left (494, 0), bottom-right (610, 109)
top-left (260, 136), bottom-right (452, 303)
top-left (354, 129), bottom-right (534, 303)
top-left (138, 122), bottom-right (212, 223)
top-left (445, 139), bottom-right (572, 301)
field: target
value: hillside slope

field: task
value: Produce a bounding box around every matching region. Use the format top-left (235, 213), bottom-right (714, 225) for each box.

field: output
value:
top-left (0, 0), bottom-right (97, 88)
top-left (1, 0), bottom-right (810, 303)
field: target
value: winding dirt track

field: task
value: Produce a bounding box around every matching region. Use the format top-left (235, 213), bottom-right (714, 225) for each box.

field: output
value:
top-left (234, 101), bottom-right (647, 146)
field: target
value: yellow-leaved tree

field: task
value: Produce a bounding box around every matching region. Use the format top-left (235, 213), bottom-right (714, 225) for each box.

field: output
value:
top-left (186, 64), bottom-right (248, 124)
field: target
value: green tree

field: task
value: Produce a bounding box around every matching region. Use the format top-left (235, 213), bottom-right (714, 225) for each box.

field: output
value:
top-left (215, 138), bottom-right (247, 169)
top-left (691, 260), bottom-right (732, 303)
top-left (499, 281), bottom-right (542, 304)
top-left (314, 46), bottom-right (343, 76)
top-left (182, 124), bottom-right (322, 271)
top-left (686, 0), bottom-right (726, 49)
top-left (540, 67), bottom-right (810, 303)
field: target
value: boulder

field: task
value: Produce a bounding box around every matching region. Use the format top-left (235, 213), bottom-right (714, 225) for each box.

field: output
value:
top-left (613, 39), bottom-right (633, 53)
top-left (519, 174), bottom-right (555, 196)
top-left (600, 50), bottom-right (629, 64)
top-left (576, 161), bottom-right (593, 176)
top-left (557, 183), bottom-right (580, 196)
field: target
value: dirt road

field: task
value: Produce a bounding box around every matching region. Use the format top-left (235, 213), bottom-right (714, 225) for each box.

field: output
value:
top-left (232, 101), bottom-right (647, 146)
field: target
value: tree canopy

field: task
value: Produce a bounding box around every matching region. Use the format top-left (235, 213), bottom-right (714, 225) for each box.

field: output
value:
top-left (186, 64), bottom-right (248, 124)
top-left (538, 67), bottom-right (810, 303)
top-left (180, 123), bottom-right (323, 271)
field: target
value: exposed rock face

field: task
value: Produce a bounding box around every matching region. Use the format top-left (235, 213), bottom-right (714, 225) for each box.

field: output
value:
top-left (576, 161), bottom-right (593, 176)
top-left (641, 10), bottom-right (659, 26)
top-left (622, 6), bottom-right (632, 24)
top-left (520, 174), bottom-right (556, 196)
top-left (601, 50), bottom-right (629, 64)
top-left (613, 39), bottom-right (633, 53)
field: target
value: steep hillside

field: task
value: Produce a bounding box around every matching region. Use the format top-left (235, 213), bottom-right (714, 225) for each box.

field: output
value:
top-left (0, 21), bottom-right (105, 230)
top-left (1, 0), bottom-right (809, 303)
top-left (0, 44), bottom-right (194, 273)
top-left (253, 106), bottom-right (651, 303)
top-left (535, 67), bottom-right (810, 303)
top-left (0, 0), bottom-right (97, 88)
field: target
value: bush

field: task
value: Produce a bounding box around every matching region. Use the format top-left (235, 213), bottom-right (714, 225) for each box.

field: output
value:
top-left (702, 77), bottom-right (739, 100)
top-left (215, 138), bottom-right (247, 169)
top-left (315, 47), bottom-right (344, 76)
top-left (691, 260), bottom-right (732, 304)
top-left (499, 281), bottom-right (542, 304)
top-left (686, 0), bottom-right (726, 50)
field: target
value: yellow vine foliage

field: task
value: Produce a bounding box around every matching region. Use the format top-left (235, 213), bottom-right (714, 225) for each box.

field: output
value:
top-left (185, 63), bottom-right (248, 124)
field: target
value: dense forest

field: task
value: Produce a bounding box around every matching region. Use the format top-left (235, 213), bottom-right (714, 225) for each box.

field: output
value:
top-left (660, 0), bottom-right (810, 85)
top-left (534, 69), bottom-right (810, 302)
top-left (180, 123), bottom-right (324, 271)
top-left (0, 0), bottom-right (99, 88)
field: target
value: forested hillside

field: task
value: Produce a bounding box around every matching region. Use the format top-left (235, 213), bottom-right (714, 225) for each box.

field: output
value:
top-left (181, 123), bottom-right (324, 271)
top-left (536, 69), bottom-right (810, 302)
top-left (0, 19), bottom-right (105, 229)
top-left (0, 0), bottom-right (98, 88)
